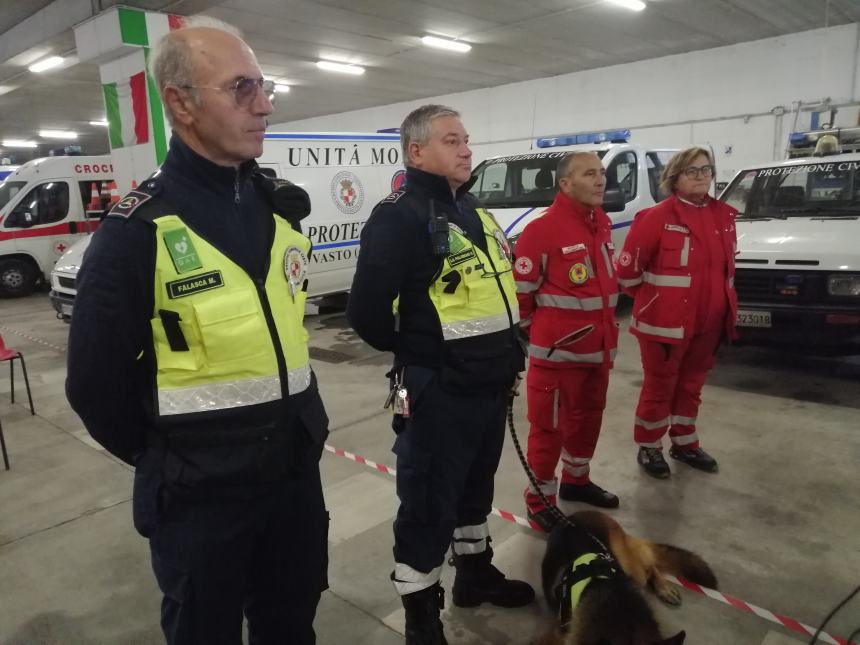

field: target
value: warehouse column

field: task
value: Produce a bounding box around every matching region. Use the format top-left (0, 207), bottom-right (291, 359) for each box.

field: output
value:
top-left (74, 8), bottom-right (183, 193)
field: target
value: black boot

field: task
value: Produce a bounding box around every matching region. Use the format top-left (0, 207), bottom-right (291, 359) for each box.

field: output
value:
top-left (669, 446), bottom-right (718, 473)
top-left (638, 446), bottom-right (671, 479)
top-left (451, 548), bottom-right (535, 608)
top-left (400, 581), bottom-right (448, 645)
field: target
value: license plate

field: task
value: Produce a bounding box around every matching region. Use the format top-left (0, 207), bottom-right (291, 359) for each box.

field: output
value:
top-left (736, 310), bottom-right (771, 328)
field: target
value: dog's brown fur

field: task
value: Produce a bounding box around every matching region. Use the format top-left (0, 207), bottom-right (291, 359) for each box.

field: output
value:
top-left (535, 510), bottom-right (717, 645)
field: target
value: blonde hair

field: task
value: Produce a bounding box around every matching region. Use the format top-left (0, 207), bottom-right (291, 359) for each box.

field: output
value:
top-left (660, 146), bottom-right (714, 195)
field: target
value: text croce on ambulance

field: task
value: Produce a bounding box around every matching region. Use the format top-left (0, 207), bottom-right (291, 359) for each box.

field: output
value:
top-left (50, 132), bottom-right (403, 319)
top-left (0, 156), bottom-right (116, 298)
top-left (469, 129), bottom-right (679, 248)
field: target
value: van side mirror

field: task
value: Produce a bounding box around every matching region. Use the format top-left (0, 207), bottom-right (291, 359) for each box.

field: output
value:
top-left (603, 188), bottom-right (626, 212)
top-left (7, 208), bottom-right (35, 228)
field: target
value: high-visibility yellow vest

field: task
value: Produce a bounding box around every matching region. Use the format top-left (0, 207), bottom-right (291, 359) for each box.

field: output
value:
top-left (150, 213), bottom-right (311, 417)
top-left (429, 208), bottom-right (519, 340)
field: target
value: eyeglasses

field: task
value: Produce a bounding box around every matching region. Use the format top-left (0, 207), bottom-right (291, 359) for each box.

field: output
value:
top-left (683, 165), bottom-right (714, 179)
top-left (181, 77), bottom-right (275, 107)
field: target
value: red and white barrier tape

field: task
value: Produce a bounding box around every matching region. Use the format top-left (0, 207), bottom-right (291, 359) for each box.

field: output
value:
top-left (323, 442), bottom-right (855, 645)
top-left (0, 325), bottom-right (66, 353)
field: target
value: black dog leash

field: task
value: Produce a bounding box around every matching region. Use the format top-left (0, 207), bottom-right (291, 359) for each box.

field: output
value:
top-left (506, 395), bottom-right (610, 555)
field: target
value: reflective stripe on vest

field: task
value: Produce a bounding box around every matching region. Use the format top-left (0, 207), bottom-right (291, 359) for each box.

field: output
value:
top-left (441, 312), bottom-right (513, 340)
top-left (151, 214), bottom-right (311, 417)
top-left (534, 292), bottom-right (619, 311)
top-left (630, 316), bottom-right (685, 340)
top-left (643, 271), bottom-right (692, 288)
top-left (429, 209), bottom-right (518, 341)
top-left (517, 279), bottom-right (542, 294)
top-left (618, 276), bottom-right (643, 288)
top-left (529, 344), bottom-right (616, 364)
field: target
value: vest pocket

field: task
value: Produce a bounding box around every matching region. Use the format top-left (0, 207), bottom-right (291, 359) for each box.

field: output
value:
top-left (192, 290), bottom-right (270, 366)
top-left (659, 232), bottom-right (687, 269)
top-left (151, 316), bottom-right (203, 371)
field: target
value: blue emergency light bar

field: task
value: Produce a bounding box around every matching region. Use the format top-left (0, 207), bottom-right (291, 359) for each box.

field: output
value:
top-left (377, 128), bottom-right (401, 134)
top-left (536, 129), bottom-right (631, 148)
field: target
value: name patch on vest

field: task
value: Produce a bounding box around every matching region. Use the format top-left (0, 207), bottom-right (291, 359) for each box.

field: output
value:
top-left (448, 248), bottom-right (476, 267)
top-left (562, 243), bottom-right (587, 255)
top-left (664, 224), bottom-right (690, 234)
top-left (167, 270), bottom-right (225, 299)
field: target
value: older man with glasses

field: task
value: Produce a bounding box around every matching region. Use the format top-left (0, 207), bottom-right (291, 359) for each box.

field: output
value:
top-left (617, 147), bottom-right (739, 479)
top-left (67, 17), bottom-right (329, 644)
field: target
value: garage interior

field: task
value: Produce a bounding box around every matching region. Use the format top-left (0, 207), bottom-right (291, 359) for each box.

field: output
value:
top-left (2, 1), bottom-right (860, 644)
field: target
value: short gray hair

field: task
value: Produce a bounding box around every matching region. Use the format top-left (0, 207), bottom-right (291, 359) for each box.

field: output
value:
top-left (400, 104), bottom-right (460, 166)
top-left (556, 151), bottom-right (599, 185)
top-left (148, 16), bottom-right (243, 125)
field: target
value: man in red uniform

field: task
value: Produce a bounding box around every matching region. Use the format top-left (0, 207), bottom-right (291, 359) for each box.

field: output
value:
top-left (616, 147), bottom-right (737, 478)
top-left (514, 152), bottom-right (620, 531)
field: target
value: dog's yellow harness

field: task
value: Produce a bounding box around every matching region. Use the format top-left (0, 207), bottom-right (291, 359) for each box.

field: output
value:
top-left (562, 552), bottom-right (618, 610)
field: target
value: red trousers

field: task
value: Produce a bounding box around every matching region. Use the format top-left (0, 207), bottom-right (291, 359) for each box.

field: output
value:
top-left (633, 330), bottom-right (721, 450)
top-left (524, 363), bottom-right (609, 511)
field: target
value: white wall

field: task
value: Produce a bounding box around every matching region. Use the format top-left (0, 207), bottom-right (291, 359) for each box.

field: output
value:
top-left (273, 23), bottom-right (860, 186)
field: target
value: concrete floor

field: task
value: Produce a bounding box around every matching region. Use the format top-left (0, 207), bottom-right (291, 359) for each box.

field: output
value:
top-left (0, 292), bottom-right (858, 645)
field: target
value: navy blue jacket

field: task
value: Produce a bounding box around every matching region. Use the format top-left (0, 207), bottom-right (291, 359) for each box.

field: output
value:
top-left (66, 136), bottom-right (324, 483)
top-left (347, 167), bottom-right (523, 388)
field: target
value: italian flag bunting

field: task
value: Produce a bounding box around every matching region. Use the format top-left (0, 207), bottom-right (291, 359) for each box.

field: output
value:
top-left (103, 71), bottom-right (149, 148)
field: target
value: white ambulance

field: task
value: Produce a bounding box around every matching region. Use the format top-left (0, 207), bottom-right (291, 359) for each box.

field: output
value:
top-left (0, 156), bottom-right (116, 298)
top-left (49, 132), bottom-right (403, 319)
top-left (719, 130), bottom-right (860, 354)
top-left (468, 129), bottom-right (679, 248)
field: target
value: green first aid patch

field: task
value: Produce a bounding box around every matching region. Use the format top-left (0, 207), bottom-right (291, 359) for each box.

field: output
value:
top-left (163, 228), bottom-right (203, 274)
top-left (448, 230), bottom-right (467, 254)
top-left (167, 271), bottom-right (224, 299)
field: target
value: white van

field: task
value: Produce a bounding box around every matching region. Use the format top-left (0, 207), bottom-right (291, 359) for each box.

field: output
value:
top-left (719, 148), bottom-right (860, 354)
top-left (469, 130), bottom-right (678, 247)
top-left (0, 156), bottom-right (115, 298)
top-left (50, 132), bottom-right (402, 319)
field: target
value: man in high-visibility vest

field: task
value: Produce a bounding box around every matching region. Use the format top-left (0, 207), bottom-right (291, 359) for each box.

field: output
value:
top-left (348, 104), bottom-right (534, 645)
top-left (66, 19), bottom-right (329, 644)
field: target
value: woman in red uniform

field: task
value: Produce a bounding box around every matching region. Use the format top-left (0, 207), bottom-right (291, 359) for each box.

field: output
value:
top-left (616, 147), bottom-right (737, 478)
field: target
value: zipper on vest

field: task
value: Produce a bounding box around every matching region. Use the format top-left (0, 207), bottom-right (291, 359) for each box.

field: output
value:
top-left (481, 226), bottom-right (517, 333)
top-left (234, 173), bottom-right (241, 205)
top-left (254, 277), bottom-right (290, 401)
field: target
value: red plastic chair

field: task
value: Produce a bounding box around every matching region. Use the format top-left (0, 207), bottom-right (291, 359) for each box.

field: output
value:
top-left (0, 333), bottom-right (34, 470)
top-left (0, 334), bottom-right (34, 415)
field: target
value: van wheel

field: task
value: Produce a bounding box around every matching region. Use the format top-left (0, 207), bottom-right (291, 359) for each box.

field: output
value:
top-left (0, 259), bottom-right (37, 298)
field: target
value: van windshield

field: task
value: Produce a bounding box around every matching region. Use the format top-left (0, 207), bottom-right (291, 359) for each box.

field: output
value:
top-left (470, 152), bottom-right (608, 209)
top-left (0, 181), bottom-right (26, 211)
top-left (722, 160), bottom-right (860, 219)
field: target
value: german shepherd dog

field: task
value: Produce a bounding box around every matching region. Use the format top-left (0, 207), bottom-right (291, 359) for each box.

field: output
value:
top-left (535, 511), bottom-right (718, 645)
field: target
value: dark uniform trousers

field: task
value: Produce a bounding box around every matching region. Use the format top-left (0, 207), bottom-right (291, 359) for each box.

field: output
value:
top-left (393, 365), bottom-right (507, 573)
top-left (133, 458), bottom-right (329, 645)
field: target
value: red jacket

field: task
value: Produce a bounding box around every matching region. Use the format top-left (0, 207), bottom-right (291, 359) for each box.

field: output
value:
top-left (616, 194), bottom-right (738, 344)
top-left (513, 191), bottom-right (619, 368)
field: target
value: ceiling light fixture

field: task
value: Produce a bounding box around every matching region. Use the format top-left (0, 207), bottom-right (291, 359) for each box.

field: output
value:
top-left (89, 120), bottom-right (109, 127)
top-left (421, 36), bottom-right (471, 53)
top-left (2, 140), bottom-right (38, 148)
top-left (28, 56), bottom-right (65, 73)
top-left (316, 60), bottom-right (365, 75)
top-left (275, 83), bottom-right (290, 93)
top-left (605, 0), bottom-right (646, 10)
top-left (39, 129), bottom-right (78, 139)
